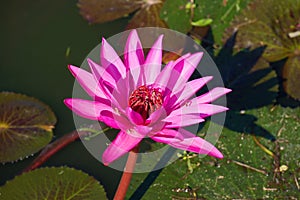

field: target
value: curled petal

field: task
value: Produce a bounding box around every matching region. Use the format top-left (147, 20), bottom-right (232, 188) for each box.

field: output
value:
top-left (169, 129), bottom-right (223, 158)
top-left (102, 131), bottom-right (143, 165)
top-left (126, 107), bottom-right (144, 125)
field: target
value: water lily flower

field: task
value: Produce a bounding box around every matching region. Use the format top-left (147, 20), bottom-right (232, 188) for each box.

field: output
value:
top-left (64, 30), bottom-right (231, 165)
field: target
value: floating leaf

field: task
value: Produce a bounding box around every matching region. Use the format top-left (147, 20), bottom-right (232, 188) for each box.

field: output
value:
top-left (126, 1), bottom-right (167, 30)
top-left (77, 0), bottom-right (141, 24)
top-left (78, 0), bottom-right (167, 29)
top-left (191, 18), bottom-right (213, 27)
top-left (160, 0), bottom-right (191, 33)
top-left (0, 167), bottom-right (107, 199)
top-left (225, 0), bottom-right (300, 100)
top-left (282, 56), bottom-right (300, 100)
top-left (193, 0), bottom-right (251, 44)
top-left (127, 106), bottom-right (300, 199)
top-left (0, 92), bottom-right (55, 163)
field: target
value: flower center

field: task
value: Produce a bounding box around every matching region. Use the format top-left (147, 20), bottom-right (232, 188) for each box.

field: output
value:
top-left (129, 85), bottom-right (163, 120)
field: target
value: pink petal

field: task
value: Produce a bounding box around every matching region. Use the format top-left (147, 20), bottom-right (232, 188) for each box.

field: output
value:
top-left (145, 107), bottom-right (167, 125)
top-left (169, 129), bottom-right (223, 158)
top-left (170, 103), bottom-right (228, 117)
top-left (124, 30), bottom-right (145, 86)
top-left (105, 110), bottom-right (133, 131)
top-left (173, 52), bottom-right (204, 92)
top-left (64, 98), bottom-right (112, 121)
top-left (88, 59), bottom-right (128, 111)
top-left (164, 114), bottom-right (205, 128)
top-left (98, 110), bottom-right (120, 129)
top-left (195, 87), bottom-right (232, 104)
top-left (68, 65), bottom-right (106, 99)
top-left (150, 129), bottom-right (184, 143)
top-left (155, 53), bottom-right (192, 95)
top-left (173, 76), bottom-right (213, 106)
top-left (126, 107), bottom-right (144, 125)
top-left (102, 131), bottom-right (143, 165)
top-left (88, 59), bottom-right (116, 90)
top-left (154, 60), bottom-right (174, 90)
top-left (143, 35), bottom-right (163, 84)
top-left (100, 38), bottom-right (126, 78)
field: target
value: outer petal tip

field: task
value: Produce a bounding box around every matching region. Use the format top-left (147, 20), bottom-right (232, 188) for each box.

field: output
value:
top-left (63, 98), bottom-right (72, 108)
top-left (209, 148), bottom-right (224, 159)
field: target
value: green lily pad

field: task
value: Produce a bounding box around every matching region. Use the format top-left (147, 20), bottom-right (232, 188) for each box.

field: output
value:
top-left (0, 167), bottom-right (107, 199)
top-left (225, 0), bottom-right (300, 100)
top-left (0, 92), bottom-right (55, 163)
top-left (127, 106), bottom-right (300, 199)
top-left (160, 0), bottom-right (191, 33)
top-left (194, 0), bottom-right (250, 44)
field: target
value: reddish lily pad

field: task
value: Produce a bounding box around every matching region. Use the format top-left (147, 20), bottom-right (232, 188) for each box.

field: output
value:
top-left (0, 92), bottom-right (55, 163)
top-left (225, 0), bottom-right (300, 100)
top-left (78, 0), bottom-right (167, 29)
top-left (0, 167), bottom-right (107, 199)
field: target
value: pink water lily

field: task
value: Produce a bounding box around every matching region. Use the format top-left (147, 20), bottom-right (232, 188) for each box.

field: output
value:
top-left (65, 30), bottom-right (231, 165)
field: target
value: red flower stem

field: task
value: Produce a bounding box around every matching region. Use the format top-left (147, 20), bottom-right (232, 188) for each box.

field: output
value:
top-left (113, 145), bottom-right (139, 200)
top-left (22, 130), bottom-right (89, 173)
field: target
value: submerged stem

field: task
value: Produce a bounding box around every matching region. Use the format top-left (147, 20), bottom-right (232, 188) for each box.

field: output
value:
top-left (113, 145), bottom-right (139, 200)
top-left (23, 125), bottom-right (110, 173)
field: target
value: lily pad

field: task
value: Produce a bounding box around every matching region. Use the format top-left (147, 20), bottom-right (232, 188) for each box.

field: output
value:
top-left (78, 0), bottom-right (141, 24)
top-left (127, 106), bottom-right (300, 199)
top-left (160, 0), bottom-right (191, 33)
top-left (78, 0), bottom-right (167, 29)
top-left (225, 0), bottom-right (300, 100)
top-left (0, 167), bottom-right (107, 199)
top-left (0, 92), bottom-right (55, 163)
top-left (194, 0), bottom-right (250, 44)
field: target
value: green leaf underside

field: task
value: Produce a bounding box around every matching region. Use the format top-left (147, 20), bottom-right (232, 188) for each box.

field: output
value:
top-left (127, 106), bottom-right (300, 199)
top-left (0, 92), bottom-right (55, 163)
top-left (0, 167), bottom-right (107, 200)
top-left (225, 0), bottom-right (300, 99)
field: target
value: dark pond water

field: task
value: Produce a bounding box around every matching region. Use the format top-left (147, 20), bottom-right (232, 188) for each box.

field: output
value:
top-left (0, 0), bottom-right (130, 198)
